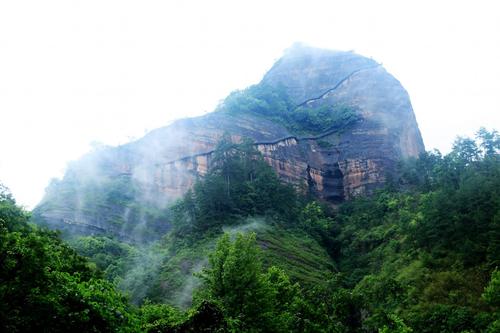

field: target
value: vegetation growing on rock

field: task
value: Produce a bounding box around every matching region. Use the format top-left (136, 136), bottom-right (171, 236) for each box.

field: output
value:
top-left (217, 83), bottom-right (360, 134)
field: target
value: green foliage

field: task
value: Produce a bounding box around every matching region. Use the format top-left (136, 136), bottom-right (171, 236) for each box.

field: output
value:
top-left (256, 224), bottom-right (335, 285)
top-left (289, 104), bottom-right (359, 133)
top-left (172, 135), bottom-right (300, 235)
top-left (69, 236), bottom-right (137, 280)
top-left (317, 140), bottom-right (334, 148)
top-left (331, 128), bottom-right (500, 332)
top-left (482, 269), bottom-right (500, 332)
top-left (217, 83), bottom-right (359, 134)
top-left (295, 274), bottom-right (363, 332)
top-left (219, 84), bottom-right (292, 118)
top-left (476, 127), bottom-right (500, 157)
top-left (139, 301), bottom-right (183, 332)
top-left (69, 235), bottom-right (171, 305)
top-left (483, 269), bottom-right (500, 307)
top-left (0, 185), bottom-right (140, 332)
top-left (198, 232), bottom-right (298, 332)
top-left (379, 315), bottom-right (413, 333)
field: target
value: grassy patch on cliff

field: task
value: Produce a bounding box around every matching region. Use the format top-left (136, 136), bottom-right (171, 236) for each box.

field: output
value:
top-left (217, 83), bottom-right (360, 135)
top-left (257, 225), bottom-right (335, 284)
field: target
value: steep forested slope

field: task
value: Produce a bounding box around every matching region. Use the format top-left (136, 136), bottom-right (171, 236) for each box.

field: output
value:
top-left (329, 129), bottom-right (500, 332)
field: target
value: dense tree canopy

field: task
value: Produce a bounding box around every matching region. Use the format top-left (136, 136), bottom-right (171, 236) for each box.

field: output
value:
top-left (172, 134), bottom-right (300, 235)
top-left (331, 128), bottom-right (500, 332)
top-left (2, 128), bottom-right (499, 332)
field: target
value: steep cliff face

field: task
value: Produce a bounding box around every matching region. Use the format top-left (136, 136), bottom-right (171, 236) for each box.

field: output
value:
top-left (33, 45), bottom-right (425, 237)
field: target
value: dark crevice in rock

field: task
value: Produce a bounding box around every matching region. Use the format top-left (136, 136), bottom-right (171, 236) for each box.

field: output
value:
top-left (306, 164), bottom-right (316, 196)
top-left (322, 163), bottom-right (344, 203)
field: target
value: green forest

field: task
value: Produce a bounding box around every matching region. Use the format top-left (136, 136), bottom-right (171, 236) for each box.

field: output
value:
top-left (1, 128), bottom-right (499, 332)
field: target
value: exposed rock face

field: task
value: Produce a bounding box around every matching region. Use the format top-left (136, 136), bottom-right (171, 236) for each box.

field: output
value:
top-left (33, 45), bottom-right (425, 237)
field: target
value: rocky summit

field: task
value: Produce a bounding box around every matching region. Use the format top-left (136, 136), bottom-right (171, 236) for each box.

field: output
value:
top-left (34, 44), bottom-right (425, 237)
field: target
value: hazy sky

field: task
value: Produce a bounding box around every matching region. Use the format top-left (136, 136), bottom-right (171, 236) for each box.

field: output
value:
top-left (1, 0), bottom-right (499, 208)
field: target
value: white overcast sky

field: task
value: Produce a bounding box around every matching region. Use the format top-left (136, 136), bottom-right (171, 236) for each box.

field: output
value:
top-left (1, 0), bottom-right (499, 208)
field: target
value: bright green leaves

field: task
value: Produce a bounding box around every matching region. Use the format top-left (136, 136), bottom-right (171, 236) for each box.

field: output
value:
top-left (483, 269), bottom-right (500, 307)
top-left (199, 232), bottom-right (300, 332)
top-left (200, 233), bottom-right (272, 331)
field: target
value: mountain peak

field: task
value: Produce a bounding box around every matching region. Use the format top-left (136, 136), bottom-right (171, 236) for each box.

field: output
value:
top-left (262, 44), bottom-right (379, 105)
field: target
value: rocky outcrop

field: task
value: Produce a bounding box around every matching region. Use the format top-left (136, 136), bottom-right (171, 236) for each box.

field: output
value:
top-left (33, 44), bottom-right (425, 237)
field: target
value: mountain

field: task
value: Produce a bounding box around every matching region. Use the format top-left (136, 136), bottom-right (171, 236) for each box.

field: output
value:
top-left (33, 44), bottom-right (424, 238)
top-left (8, 45), bottom-right (500, 333)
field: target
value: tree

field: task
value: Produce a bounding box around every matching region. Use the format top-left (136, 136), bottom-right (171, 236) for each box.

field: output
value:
top-left (199, 232), bottom-right (295, 332)
top-left (476, 127), bottom-right (500, 157)
top-left (173, 136), bottom-right (300, 234)
top-left (451, 136), bottom-right (480, 165)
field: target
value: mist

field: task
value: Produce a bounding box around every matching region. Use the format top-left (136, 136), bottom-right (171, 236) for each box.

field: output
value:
top-left (1, 0), bottom-right (499, 208)
top-left (126, 217), bottom-right (270, 307)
